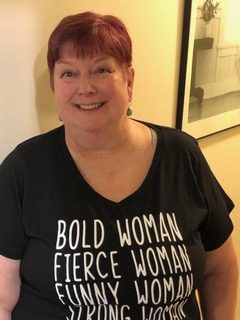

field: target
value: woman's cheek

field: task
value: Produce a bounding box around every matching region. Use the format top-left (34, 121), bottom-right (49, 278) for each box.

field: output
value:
top-left (55, 83), bottom-right (76, 102)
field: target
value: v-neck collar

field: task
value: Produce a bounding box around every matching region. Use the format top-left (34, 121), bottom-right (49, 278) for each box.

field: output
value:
top-left (58, 123), bottom-right (163, 210)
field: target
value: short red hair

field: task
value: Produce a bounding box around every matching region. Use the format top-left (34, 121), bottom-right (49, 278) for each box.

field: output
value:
top-left (47, 11), bottom-right (132, 81)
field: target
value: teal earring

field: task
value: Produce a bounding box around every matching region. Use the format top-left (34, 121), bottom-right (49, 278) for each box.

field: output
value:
top-left (127, 106), bottom-right (132, 116)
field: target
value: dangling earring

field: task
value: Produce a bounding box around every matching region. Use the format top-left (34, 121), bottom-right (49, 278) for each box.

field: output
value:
top-left (127, 106), bottom-right (132, 116)
top-left (127, 89), bottom-right (133, 116)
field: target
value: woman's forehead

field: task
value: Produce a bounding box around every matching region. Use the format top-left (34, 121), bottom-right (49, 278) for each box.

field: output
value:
top-left (59, 41), bottom-right (104, 60)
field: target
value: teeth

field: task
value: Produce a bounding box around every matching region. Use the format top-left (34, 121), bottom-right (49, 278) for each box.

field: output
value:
top-left (74, 103), bottom-right (102, 110)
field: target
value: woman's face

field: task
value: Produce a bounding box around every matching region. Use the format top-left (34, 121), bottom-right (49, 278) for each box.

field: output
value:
top-left (53, 44), bottom-right (134, 133)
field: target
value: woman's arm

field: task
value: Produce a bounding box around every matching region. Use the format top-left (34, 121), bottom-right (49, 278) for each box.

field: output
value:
top-left (0, 255), bottom-right (21, 320)
top-left (198, 236), bottom-right (238, 320)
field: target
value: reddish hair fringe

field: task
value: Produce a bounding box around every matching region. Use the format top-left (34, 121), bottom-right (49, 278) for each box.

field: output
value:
top-left (47, 12), bottom-right (132, 80)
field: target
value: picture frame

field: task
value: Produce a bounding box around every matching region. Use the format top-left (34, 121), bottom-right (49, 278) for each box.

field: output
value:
top-left (176, 0), bottom-right (240, 139)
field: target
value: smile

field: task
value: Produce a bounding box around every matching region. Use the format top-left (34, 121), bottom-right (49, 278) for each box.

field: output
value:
top-left (73, 102), bottom-right (105, 110)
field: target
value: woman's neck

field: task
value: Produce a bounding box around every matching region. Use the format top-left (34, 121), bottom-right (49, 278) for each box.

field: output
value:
top-left (64, 118), bottom-right (138, 157)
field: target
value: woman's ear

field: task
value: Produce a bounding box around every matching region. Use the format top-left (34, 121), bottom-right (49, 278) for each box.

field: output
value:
top-left (127, 66), bottom-right (135, 100)
top-left (50, 76), bottom-right (54, 92)
top-left (48, 69), bottom-right (55, 92)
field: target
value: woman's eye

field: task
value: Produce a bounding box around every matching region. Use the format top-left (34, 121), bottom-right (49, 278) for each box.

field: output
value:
top-left (95, 67), bottom-right (112, 74)
top-left (61, 71), bottom-right (76, 78)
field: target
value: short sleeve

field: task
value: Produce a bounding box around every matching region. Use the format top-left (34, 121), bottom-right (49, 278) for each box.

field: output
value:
top-left (193, 141), bottom-right (234, 251)
top-left (0, 150), bottom-right (29, 259)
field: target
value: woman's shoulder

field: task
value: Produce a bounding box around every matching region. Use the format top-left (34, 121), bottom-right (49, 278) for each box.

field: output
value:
top-left (1, 126), bottom-right (64, 168)
top-left (17, 125), bottom-right (63, 150)
top-left (142, 121), bottom-right (198, 152)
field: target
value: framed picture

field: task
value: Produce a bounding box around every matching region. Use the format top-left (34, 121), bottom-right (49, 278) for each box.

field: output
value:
top-left (176, 0), bottom-right (240, 139)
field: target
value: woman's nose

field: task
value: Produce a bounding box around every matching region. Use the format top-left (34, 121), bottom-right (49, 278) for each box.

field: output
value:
top-left (76, 76), bottom-right (96, 96)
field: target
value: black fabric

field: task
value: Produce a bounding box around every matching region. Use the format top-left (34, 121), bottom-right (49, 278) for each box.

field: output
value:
top-left (0, 123), bottom-right (234, 320)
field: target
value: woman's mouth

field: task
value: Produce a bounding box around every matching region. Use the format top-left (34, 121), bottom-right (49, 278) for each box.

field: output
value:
top-left (73, 102), bottom-right (105, 110)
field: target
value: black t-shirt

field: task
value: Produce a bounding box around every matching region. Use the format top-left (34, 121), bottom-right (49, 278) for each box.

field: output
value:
top-left (0, 123), bottom-right (234, 319)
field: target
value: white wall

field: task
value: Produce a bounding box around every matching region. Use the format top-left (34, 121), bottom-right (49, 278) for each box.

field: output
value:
top-left (1, 0), bottom-right (239, 317)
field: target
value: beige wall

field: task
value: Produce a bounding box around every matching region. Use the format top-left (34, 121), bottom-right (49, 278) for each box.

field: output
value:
top-left (0, 0), bottom-right (239, 316)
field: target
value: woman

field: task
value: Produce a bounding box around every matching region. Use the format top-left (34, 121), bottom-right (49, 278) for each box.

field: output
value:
top-left (0, 12), bottom-right (238, 320)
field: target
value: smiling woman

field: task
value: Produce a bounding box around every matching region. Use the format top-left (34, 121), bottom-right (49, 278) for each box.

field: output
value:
top-left (52, 50), bottom-right (134, 136)
top-left (0, 10), bottom-right (238, 320)
top-left (48, 13), bottom-right (134, 136)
